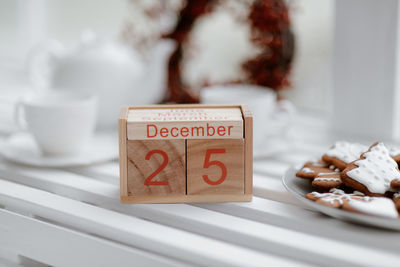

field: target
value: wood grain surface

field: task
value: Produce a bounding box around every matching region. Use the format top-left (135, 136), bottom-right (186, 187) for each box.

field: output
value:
top-left (187, 139), bottom-right (244, 195)
top-left (127, 140), bottom-right (186, 196)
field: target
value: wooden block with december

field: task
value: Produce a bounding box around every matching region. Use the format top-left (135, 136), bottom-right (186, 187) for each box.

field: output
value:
top-left (119, 104), bottom-right (253, 203)
top-left (127, 107), bottom-right (243, 140)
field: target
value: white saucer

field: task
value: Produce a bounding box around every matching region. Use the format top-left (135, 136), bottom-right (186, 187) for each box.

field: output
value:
top-left (0, 132), bottom-right (118, 167)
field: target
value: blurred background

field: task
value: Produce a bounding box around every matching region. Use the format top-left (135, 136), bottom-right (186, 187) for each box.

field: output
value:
top-left (3, 0), bottom-right (394, 143)
top-left (0, 0), bottom-right (333, 123)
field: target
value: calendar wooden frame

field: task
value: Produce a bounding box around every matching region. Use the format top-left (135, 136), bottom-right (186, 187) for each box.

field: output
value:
top-left (119, 104), bottom-right (253, 203)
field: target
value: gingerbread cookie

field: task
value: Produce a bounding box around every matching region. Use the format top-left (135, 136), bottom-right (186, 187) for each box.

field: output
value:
top-left (341, 142), bottom-right (400, 196)
top-left (391, 178), bottom-right (400, 188)
top-left (342, 197), bottom-right (399, 218)
top-left (393, 193), bottom-right (400, 211)
top-left (322, 141), bottom-right (368, 170)
top-left (306, 188), bottom-right (364, 208)
top-left (296, 160), bottom-right (335, 179)
top-left (311, 173), bottom-right (342, 190)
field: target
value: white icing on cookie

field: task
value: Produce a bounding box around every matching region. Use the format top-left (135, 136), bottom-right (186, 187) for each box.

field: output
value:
top-left (330, 188), bottom-right (346, 194)
top-left (309, 162), bottom-right (327, 167)
top-left (311, 189), bottom-right (363, 204)
top-left (298, 160), bottom-right (330, 172)
top-left (301, 167), bottom-right (314, 173)
top-left (347, 142), bottom-right (400, 194)
top-left (317, 172), bottom-right (338, 176)
top-left (311, 191), bottom-right (345, 204)
top-left (314, 177), bottom-right (341, 182)
top-left (326, 141), bottom-right (368, 163)
top-left (347, 197), bottom-right (398, 218)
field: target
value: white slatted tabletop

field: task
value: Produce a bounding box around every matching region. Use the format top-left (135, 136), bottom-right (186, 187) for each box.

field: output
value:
top-left (0, 113), bottom-right (399, 267)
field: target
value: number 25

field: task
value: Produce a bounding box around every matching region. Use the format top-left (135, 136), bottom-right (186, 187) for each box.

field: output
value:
top-left (144, 148), bottom-right (228, 186)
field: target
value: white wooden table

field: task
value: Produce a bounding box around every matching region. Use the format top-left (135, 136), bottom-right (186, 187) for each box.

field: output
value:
top-left (0, 113), bottom-right (399, 267)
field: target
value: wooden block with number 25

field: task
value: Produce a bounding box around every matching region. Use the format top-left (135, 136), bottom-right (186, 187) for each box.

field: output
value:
top-left (119, 104), bottom-right (253, 203)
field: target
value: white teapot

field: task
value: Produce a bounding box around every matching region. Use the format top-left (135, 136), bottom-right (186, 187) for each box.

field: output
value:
top-left (29, 32), bottom-right (175, 129)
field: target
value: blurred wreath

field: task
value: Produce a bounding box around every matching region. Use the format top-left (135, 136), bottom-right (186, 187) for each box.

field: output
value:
top-left (122, 0), bottom-right (294, 103)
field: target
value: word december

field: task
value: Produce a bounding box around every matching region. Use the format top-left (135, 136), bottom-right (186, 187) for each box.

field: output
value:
top-left (147, 123), bottom-right (234, 138)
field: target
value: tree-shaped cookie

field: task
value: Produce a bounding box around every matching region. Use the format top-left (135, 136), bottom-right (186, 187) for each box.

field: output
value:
top-left (322, 141), bottom-right (368, 170)
top-left (341, 142), bottom-right (400, 196)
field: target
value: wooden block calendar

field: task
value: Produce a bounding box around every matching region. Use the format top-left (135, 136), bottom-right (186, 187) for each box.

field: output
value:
top-left (119, 104), bottom-right (253, 203)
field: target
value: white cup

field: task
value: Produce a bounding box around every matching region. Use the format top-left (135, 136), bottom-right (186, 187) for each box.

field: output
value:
top-left (200, 84), bottom-right (294, 149)
top-left (15, 91), bottom-right (97, 156)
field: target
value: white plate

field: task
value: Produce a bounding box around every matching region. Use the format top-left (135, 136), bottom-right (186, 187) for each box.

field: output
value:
top-left (0, 132), bottom-right (118, 167)
top-left (282, 166), bottom-right (400, 230)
